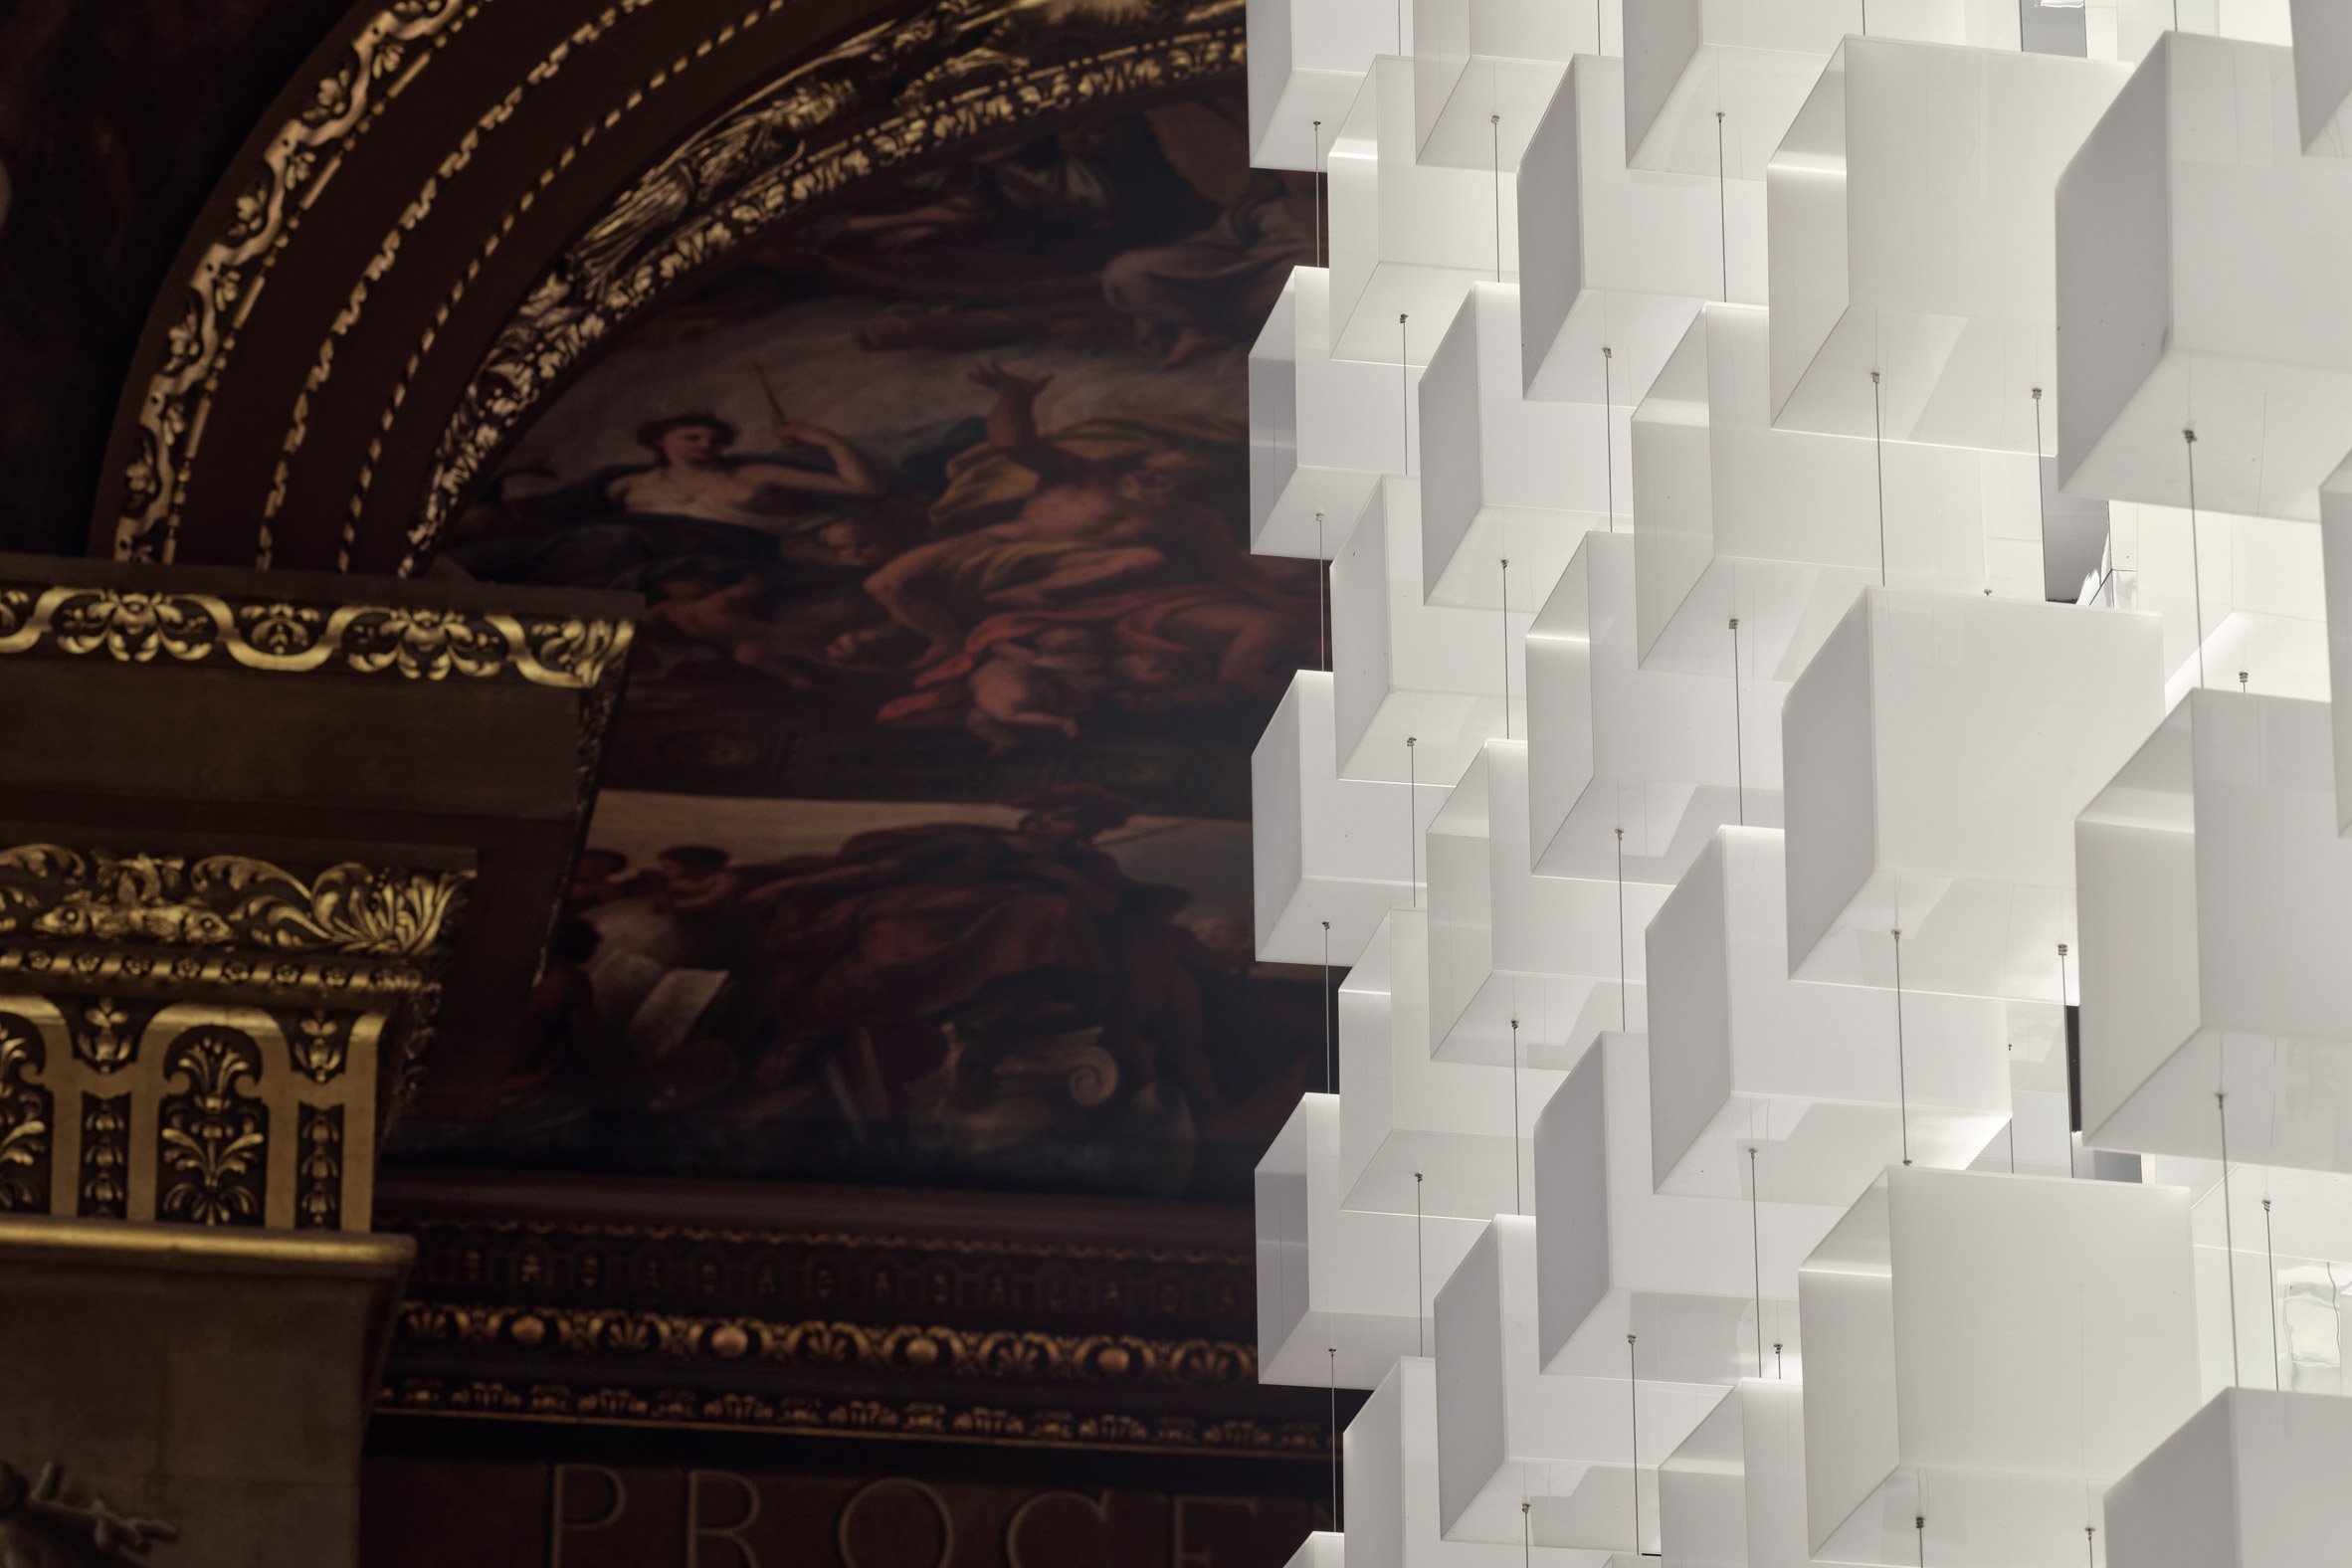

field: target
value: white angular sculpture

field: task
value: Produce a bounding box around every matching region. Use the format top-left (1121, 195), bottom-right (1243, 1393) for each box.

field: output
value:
top-left (1281, 1531), bottom-right (1347, 1568)
top-left (1647, 827), bottom-right (2012, 1208)
top-left (2057, 33), bottom-right (2352, 520)
top-left (1800, 1166), bottom-right (2198, 1568)
top-left (1254, 672), bottom-right (1413, 967)
top-left (1782, 587), bottom-right (2165, 1002)
top-left (1525, 530), bottom-right (1782, 888)
top-left (2103, 500), bottom-right (2328, 704)
top-left (1426, 743), bottom-right (1665, 1069)
top-left (1517, 55), bottom-right (1762, 407)
top-left (1409, 0), bottom-right (1607, 171)
top-left (2152, 1154), bottom-right (2352, 1397)
top-left (1332, 478), bottom-right (1519, 787)
top-left (2293, 0), bottom-right (2352, 154)
top-left (1251, 268), bottom-right (1411, 559)
top-left (2102, 0), bottom-right (2293, 66)
top-left (2078, 690), bottom-right (2352, 1175)
top-left (1420, 283), bottom-right (1608, 611)
top-left (1435, 1216), bottom-right (1722, 1554)
top-left (1768, 39), bottom-right (2128, 453)
top-left (1329, 57), bottom-right (1519, 363)
top-left (1249, 0), bottom-right (1394, 170)
top-left (2103, 1388), bottom-right (2352, 1568)
top-left (1532, 1033), bottom-right (1838, 1385)
top-left (1342, 907), bottom-right (1563, 1219)
top-left (1658, 1378), bottom-right (1808, 1568)
top-left (1631, 304), bottom-right (2042, 682)
top-left (1259, 1092), bottom-right (1485, 1387)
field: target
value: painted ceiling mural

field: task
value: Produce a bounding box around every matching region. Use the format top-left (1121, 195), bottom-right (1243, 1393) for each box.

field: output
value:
top-left (391, 82), bottom-right (1327, 1200)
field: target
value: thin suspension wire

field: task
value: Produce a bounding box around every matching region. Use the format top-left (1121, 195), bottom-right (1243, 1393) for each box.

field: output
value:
top-left (1416, 1172), bottom-right (1427, 1356)
top-left (1322, 920), bottom-right (1333, 1091)
top-left (1749, 1143), bottom-right (1764, 1376)
top-left (1893, 928), bottom-right (1911, 1165)
top-left (1522, 1501), bottom-right (1532, 1568)
top-left (1715, 111), bottom-right (1729, 302)
top-left (1914, 1513), bottom-right (1924, 1568)
top-left (1729, 618), bottom-right (1745, 826)
top-left (1872, 371), bottom-right (1888, 587)
top-left (2086, 1525), bottom-right (2097, 1568)
top-left (1615, 828), bottom-right (1628, 1032)
top-left (1603, 346), bottom-right (1617, 532)
top-left (1511, 1017), bottom-right (1524, 1215)
top-left (1501, 557), bottom-right (1513, 739)
top-left (1627, 1334), bottom-right (1642, 1554)
top-left (2264, 1196), bottom-right (2281, 1390)
top-left (2220, 1090), bottom-right (2242, 1386)
top-left (2185, 428), bottom-right (2207, 687)
top-left (1408, 737), bottom-right (1420, 906)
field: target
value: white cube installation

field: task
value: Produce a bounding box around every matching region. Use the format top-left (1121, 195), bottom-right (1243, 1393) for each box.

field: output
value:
top-left (1248, 0), bottom-right (1392, 169)
top-left (1259, 1092), bottom-right (1485, 1386)
top-left (1250, 267), bottom-right (1411, 558)
top-left (1435, 1216), bottom-right (1721, 1553)
top-left (1532, 1033), bottom-right (1837, 1385)
top-left (2293, 0), bottom-right (2352, 155)
top-left (2102, 1387), bottom-right (2352, 1568)
top-left (1799, 1166), bottom-right (2198, 1568)
top-left (1253, 671), bottom-right (1412, 967)
top-left (1781, 587), bottom-right (2165, 1001)
top-left (1658, 1378), bottom-right (1808, 1568)
top-left (1646, 826), bottom-right (2012, 1209)
top-left (1408, 0), bottom-right (1599, 172)
top-left (1332, 478), bottom-right (1520, 786)
top-left (1767, 39), bottom-right (2127, 453)
top-left (1425, 742), bottom-right (1664, 1069)
top-left (2057, 33), bottom-right (2352, 520)
top-left (1341, 908), bottom-right (1563, 1219)
top-left (2078, 690), bottom-right (2352, 1174)
top-left (1631, 304), bottom-right (2042, 682)
top-left (1525, 530), bottom-right (1782, 887)
top-left (1420, 283), bottom-right (1608, 611)
top-left (1516, 54), bottom-right (1762, 406)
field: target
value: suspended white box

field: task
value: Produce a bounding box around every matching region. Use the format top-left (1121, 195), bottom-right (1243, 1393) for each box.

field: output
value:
top-left (1533, 1032), bottom-right (1839, 1386)
top-left (1251, 268), bottom-right (1412, 560)
top-left (1422, 283), bottom-right (1610, 612)
top-left (1259, 1092), bottom-right (1486, 1387)
top-left (2057, 33), bottom-right (2352, 521)
top-left (1782, 587), bottom-right (2165, 1003)
top-left (2148, 1153), bottom-right (2352, 1398)
top-left (1801, 1166), bottom-right (2198, 1568)
top-left (1631, 304), bottom-right (2043, 684)
top-left (1253, 672), bottom-right (1413, 968)
top-left (1332, 478), bottom-right (1521, 787)
top-left (1329, 57), bottom-right (1519, 365)
top-left (1517, 55), bottom-right (1763, 410)
top-left (1622, 0), bottom-right (2018, 183)
top-left (1282, 1531), bottom-right (1346, 1568)
top-left (1768, 39), bottom-right (2128, 454)
top-left (2104, 501), bottom-right (2328, 705)
top-left (1435, 1216), bottom-right (1724, 1554)
top-left (2099, 0), bottom-right (2294, 66)
top-left (1412, 0), bottom-right (1617, 170)
top-left (1248, 0), bottom-right (1393, 170)
top-left (1341, 907), bottom-right (1565, 1219)
top-left (1658, 1378), bottom-right (1808, 1568)
top-left (1426, 743), bottom-right (1666, 1070)
top-left (1525, 530), bottom-right (1783, 888)
top-left (1349, 1356), bottom-right (1617, 1568)
top-left (1988, 999), bottom-right (2076, 1181)
top-left (1647, 826), bottom-right (2012, 1210)
top-left (2078, 690), bottom-right (2352, 1176)
top-left (2294, 0), bottom-right (2352, 153)
top-left (2103, 1387), bottom-right (2352, 1568)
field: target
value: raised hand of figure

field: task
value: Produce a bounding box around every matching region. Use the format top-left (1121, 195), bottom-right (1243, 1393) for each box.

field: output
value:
top-left (772, 418), bottom-right (836, 445)
top-left (967, 360), bottom-right (1054, 402)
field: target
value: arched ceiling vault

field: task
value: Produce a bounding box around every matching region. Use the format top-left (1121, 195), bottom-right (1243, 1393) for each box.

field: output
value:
top-left (94, 0), bottom-right (1244, 576)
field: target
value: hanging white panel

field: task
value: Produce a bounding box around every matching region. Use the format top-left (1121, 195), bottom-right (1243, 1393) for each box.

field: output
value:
top-left (2293, 0), bottom-right (2352, 154)
top-left (1332, 478), bottom-right (1520, 786)
top-left (2102, 501), bottom-right (2329, 705)
top-left (1409, 0), bottom-right (1612, 172)
top-left (1525, 530), bottom-right (1783, 888)
top-left (1647, 826), bottom-right (2012, 1209)
top-left (1259, 1092), bottom-right (1485, 1387)
top-left (1800, 1166), bottom-right (2199, 1568)
top-left (1631, 304), bottom-right (2041, 684)
top-left (1282, 1531), bottom-right (1347, 1568)
top-left (1532, 1033), bottom-right (1838, 1385)
top-left (1342, 907), bottom-right (1564, 1220)
top-left (1435, 1216), bottom-right (1723, 1555)
top-left (1782, 587), bottom-right (2165, 1002)
top-left (1658, 1378), bottom-right (1809, 1568)
top-left (1517, 55), bottom-right (1760, 409)
top-left (2147, 1154), bottom-right (2352, 1400)
top-left (2102, 1388), bottom-right (2352, 1568)
top-left (2079, 690), bottom-right (2352, 1175)
top-left (1426, 743), bottom-right (1665, 1070)
top-left (1249, 0), bottom-right (1394, 170)
top-left (1768, 39), bottom-right (2128, 454)
top-left (1421, 283), bottom-right (1609, 612)
top-left (1329, 58), bottom-right (1519, 364)
top-left (2100, 0), bottom-right (2294, 66)
top-left (1254, 672), bottom-right (1414, 967)
top-left (1252, 268), bottom-right (1411, 560)
top-left (2057, 34), bottom-right (2352, 521)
